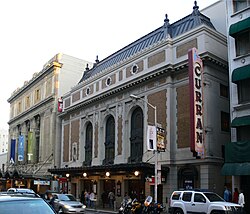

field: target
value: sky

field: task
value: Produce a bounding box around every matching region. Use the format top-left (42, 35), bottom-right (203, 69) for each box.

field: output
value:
top-left (0, 0), bottom-right (219, 129)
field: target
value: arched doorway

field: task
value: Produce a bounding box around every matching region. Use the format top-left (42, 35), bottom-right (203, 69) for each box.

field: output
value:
top-left (178, 166), bottom-right (198, 190)
top-left (130, 107), bottom-right (143, 162)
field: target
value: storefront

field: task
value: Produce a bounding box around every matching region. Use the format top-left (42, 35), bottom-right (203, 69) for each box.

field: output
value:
top-left (49, 162), bottom-right (169, 205)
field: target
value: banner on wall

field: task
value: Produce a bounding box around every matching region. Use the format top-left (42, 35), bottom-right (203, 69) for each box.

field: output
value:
top-left (10, 139), bottom-right (16, 163)
top-left (18, 135), bottom-right (24, 161)
top-left (27, 132), bottom-right (34, 161)
top-left (157, 127), bottom-right (166, 152)
top-left (147, 125), bottom-right (157, 151)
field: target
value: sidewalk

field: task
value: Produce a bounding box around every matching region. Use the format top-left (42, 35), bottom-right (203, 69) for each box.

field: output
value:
top-left (86, 206), bottom-right (168, 214)
top-left (86, 206), bottom-right (118, 213)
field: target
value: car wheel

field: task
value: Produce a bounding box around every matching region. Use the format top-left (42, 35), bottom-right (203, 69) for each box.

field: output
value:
top-left (58, 207), bottom-right (64, 214)
top-left (174, 208), bottom-right (184, 214)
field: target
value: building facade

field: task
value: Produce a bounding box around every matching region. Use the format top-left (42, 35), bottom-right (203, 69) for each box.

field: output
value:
top-left (222, 0), bottom-right (250, 212)
top-left (50, 2), bottom-right (229, 208)
top-left (0, 129), bottom-right (8, 156)
top-left (0, 129), bottom-right (8, 190)
top-left (6, 54), bottom-right (91, 193)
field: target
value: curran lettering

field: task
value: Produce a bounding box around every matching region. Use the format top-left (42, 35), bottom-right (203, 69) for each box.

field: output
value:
top-left (188, 48), bottom-right (204, 157)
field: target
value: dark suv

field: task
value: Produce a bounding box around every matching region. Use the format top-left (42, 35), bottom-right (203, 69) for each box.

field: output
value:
top-left (0, 192), bottom-right (56, 214)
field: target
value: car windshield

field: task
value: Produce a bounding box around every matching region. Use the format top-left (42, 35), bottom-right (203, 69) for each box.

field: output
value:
top-left (0, 199), bottom-right (55, 214)
top-left (59, 194), bottom-right (77, 201)
top-left (204, 192), bottom-right (225, 202)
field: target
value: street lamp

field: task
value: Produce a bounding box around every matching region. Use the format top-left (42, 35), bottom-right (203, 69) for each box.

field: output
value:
top-left (130, 94), bottom-right (158, 203)
top-left (66, 173), bottom-right (70, 193)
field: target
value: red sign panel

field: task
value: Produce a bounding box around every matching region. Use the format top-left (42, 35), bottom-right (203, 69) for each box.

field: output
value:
top-left (188, 48), bottom-right (204, 158)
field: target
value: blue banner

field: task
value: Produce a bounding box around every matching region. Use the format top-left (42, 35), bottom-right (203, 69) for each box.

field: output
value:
top-left (18, 135), bottom-right (24, 162)
top-left (10, 139), bottom-right (16, 163)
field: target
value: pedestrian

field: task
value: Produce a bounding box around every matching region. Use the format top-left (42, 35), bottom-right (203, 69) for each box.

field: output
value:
top-left (223, 185), bottom-right (231, 202)
top-left (89, 191), bottom-right (96, 208)
top-left (101, 191), bottom-right (107, 208)
top-left (108, 190), bottom-right (115, 208)
top-left (47, 192), bottom-right (55, 209)
top-left (85, 191), bottom-right (90, 207)
top-left (80, 190), bottom-right (85, 204)
top-left (124, 192), bottom-right (130, 202)
top-left (238, 190), bottom-right (245, 212)
top-left (232, 188), bottom-right (239, 204)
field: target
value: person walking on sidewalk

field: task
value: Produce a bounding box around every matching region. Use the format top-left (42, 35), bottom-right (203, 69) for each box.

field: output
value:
top-left (108, 190), bottom-right (115, 208)
top-left (238, 190), bottom-right (245, 213)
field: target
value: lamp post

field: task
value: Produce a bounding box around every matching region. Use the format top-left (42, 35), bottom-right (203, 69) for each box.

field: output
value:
top-left (130, 94), bottom-right (158, 203)
top-left (66, 173), bottom-right (70, 193)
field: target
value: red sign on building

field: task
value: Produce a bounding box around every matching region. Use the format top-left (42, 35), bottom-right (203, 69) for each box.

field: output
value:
top-left (188, 48), bottom-right (204, 158)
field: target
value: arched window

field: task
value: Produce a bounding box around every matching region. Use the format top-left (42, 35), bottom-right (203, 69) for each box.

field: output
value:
top-left (130, 107), bottom-right (143, 162)
top-left (104, 116), bottom-right (115, 164)
top-left (84, 122), bottom-right (93, 166)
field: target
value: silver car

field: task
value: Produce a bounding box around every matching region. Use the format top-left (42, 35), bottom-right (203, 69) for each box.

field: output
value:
top-left (52, 193), bottom-right (85, 214)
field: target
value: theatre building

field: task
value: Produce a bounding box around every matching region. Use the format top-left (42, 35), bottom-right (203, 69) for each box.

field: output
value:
top-left (49, 2), bottom-right (229, 207)
top-left (6, 54), bottom-right (90, 192)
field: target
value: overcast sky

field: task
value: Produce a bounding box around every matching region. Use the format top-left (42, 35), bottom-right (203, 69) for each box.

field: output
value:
top-left (0, 0), bottom-right (219, 129)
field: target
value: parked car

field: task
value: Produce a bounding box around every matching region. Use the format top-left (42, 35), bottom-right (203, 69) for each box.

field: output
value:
top-left (7, 187), bottom-right (35, 194)
top-left (0, 192), bottom-right (56, 214)
top-left (169, 190), bottom-right (242, 214)
top-left (52, 193), bottom-right (86, 214)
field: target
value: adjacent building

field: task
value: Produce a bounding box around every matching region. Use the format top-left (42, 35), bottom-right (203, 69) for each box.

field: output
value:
top-left (6, 54), bottom-right (91, 193)
top-left (49, 1), bottom-right (229, 208)
top-left (0, 129), bottom-right (8, 155)
top-left (222, 0), bottom-right (250, 212)
top-left (0, 128), bottom-right (8, 190)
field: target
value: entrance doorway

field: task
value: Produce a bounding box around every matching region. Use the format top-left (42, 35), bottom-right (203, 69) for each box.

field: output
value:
top-left (82, 180), bottom-right (93, 192)
top-left (127, 179), bottom-right (145, 203)
top-left (150, 184), bottom-right (163, 203)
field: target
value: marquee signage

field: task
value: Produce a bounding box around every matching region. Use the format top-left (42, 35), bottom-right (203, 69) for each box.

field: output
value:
top-left (188, 48), bottom-right (204, 158)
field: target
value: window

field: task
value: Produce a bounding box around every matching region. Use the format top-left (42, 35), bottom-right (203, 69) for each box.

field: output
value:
top-left (25, 96), bottom-right (30, 109)
top-left (235, 30), bottom-right (250, 57)
top-left (106, 77), bottom-right (112, 86)
top-left (35, 89), bottom-right (41, 103)
top-left (18, 101), bottom-right (22, 113)
top-left (182, 192), bottom-right (192, 202)
top-left (233, 0), bottom-right (250, 12)
top-left (130, 107), bottom-right (143, 162)
top-left (194, 193), bottom-right (206, 203)
top-left (84, 122), bottom-right (93, 166)
top-left (131, 64), bottom-right (139, 74)
top-left (238, 79), bottom-right (250, 103)
top-left (104, 116), bottom-right (115, 164)
top-left (220, 84), bottom-right (229, 98)
top-left (221, 112), bottom-right (230, 132)
top-left (86, 87), bottom-right (90, 95)
top-left (171, 192), bottom-right (181, 200)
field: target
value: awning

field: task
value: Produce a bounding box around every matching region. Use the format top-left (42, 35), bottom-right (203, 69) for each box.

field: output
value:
top-left (49, 162), bottom-right (169, 176)
top-left (232, 64), bottom-right (250, 83)
top-left (221, 141), bottom-right (250, 175)
top-left (224, 141), bottom-right (250, 162)
top-left (221, 162), bottom-right (250, 175)
top-left (229, 17), bottom-right (250, 37)
top-left (231, 115), bottom-right (250, 127)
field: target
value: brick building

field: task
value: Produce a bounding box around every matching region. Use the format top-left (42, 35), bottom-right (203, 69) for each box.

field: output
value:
top-left (50, 2), bottom-right (229, 208)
